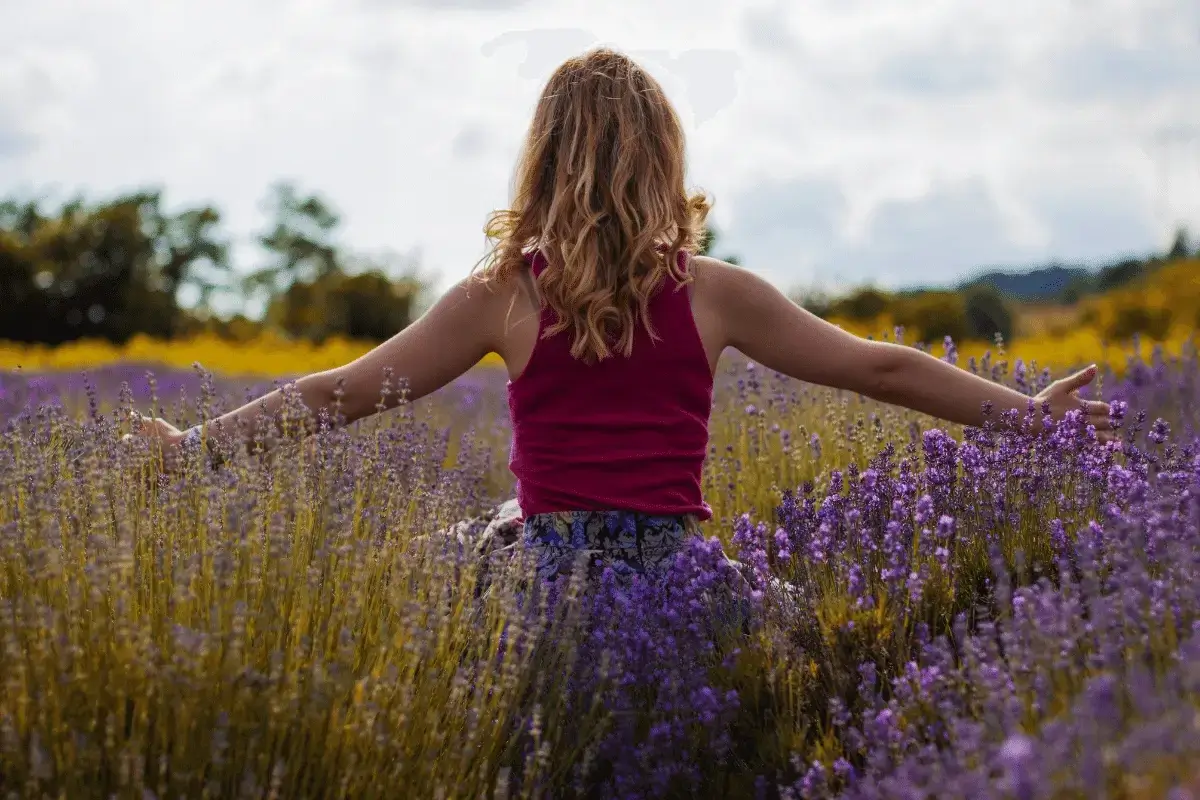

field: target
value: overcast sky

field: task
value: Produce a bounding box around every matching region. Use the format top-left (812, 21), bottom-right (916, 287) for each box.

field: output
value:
top-left (3, 0), bottom-right (1199, 304)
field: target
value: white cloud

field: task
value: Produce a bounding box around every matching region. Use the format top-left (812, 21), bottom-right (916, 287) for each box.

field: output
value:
top-left (1, 0), bottom-right (1198, 304)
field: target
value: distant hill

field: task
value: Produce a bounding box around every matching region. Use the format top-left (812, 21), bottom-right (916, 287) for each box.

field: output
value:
top-left (957, 265), bottom-right (1092, 302)
top-left (889, 255), bottom-right (1168, 305)
top-left (915, 226), bottom-right (1196, 304)
top-left (795, 227), bottom-right (1196, 346)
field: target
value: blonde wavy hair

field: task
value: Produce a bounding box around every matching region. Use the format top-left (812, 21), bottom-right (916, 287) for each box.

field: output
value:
top-left (475, 46), bottom-right (712, 363)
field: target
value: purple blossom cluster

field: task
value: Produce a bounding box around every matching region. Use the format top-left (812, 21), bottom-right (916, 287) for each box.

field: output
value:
top-left (776, 430), bottom-right (1200, 798)
top-left (1, 341), bottom-right (1199, 797)
top-left (531, 538), bottom-right (755, 798)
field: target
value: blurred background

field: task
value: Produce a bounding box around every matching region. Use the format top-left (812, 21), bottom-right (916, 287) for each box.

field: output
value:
top-left (1, 0), bottom-right (1197, 376)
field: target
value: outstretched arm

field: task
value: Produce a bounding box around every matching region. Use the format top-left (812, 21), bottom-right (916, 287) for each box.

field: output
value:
top-left (133, 275), bottom-right (501, 460)
top-left (701, 257), bottom-right (1112, 436)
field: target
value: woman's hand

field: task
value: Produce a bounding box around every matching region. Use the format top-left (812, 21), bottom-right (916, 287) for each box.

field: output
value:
top-left (122, 412), bottom-right (187, 472)
top-left (1032, 365), bottom-right (1114, 442)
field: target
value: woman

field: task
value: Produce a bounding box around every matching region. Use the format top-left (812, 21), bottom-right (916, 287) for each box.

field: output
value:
top-left (130, 47), bottom-right (1113, 584)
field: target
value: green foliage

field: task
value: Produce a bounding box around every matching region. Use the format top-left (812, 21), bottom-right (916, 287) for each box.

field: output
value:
top-left (1106, 304), bottom-right (1173, 341)
top-left (250, 185), bottom-right (425, 342)
top-left (1058, 275), bottom-right (1092, 305)
top-left (954, 229), bottom-right (1193, 305)
top-left (1168, 225), bottom-right (1193, 261)
top-left (0, 184), bottom-right (431, 346)
top-left (243, 181), bottom-right (342, 301)
top-left (828, 288), bottom-right (891, 321)
top-left (266, 268), bottom-right (421, 343)
top-left (800, 229), bottom-right (1193, 344)
top-left (1046, 225), bottom-right (1196, 303)
top-left (4, 181), bottom-right (1188, 351)
top-left (0, 191), bottom-right (229, 345)
top-left (962, 284), bottom-right (1014, 342)
top-left (1073, 257), bottom-right (1200, 342)
top-left (890, 291), bottom-right (969, 345)
top-left (1095, 258), bottom-right (1148, 293)
top-left (198, 314), bottom-right (263, 342)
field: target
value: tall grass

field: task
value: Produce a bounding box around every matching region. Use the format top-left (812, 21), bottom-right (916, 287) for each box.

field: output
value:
top-left (1, 338), bottom-right (1199, 797)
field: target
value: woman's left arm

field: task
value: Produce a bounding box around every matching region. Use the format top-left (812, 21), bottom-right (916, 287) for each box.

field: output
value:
top-left (140, 275), bottom-right (502, 460)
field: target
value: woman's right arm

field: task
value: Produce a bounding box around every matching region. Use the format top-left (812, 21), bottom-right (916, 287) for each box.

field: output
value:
top-left (699, 257), bottom-right (1112, 435)
top-left (129, 274), bottom-right (506, 464)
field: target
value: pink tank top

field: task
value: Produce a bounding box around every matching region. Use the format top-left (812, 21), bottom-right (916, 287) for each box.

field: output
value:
top-left (507, 248), bottom-right (714, 521)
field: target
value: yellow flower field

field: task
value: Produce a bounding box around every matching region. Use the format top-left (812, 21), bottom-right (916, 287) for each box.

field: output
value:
top-left (0, 332), bottom-right (504, 378)
top-left (824, 317), bottom-right (1198, 374)
top-left (0, 325), bottom-right (1192, 380)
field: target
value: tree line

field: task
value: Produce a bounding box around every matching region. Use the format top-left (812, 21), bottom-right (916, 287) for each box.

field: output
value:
top-left (792, 226), bottom-right (1197, 345)
top-left (0, 183), bottom-right (424, 346)
top-left (0, 183), bottom-right (752, 348)
top-left (2, 178), bottom-right (1193, 349)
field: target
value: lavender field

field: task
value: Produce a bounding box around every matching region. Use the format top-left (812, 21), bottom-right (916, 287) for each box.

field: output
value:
top-left (2, 339), bottom-right (1200, 798)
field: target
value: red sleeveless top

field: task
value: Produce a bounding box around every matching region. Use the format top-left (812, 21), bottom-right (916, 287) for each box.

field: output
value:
top-left (507, 249), bottom-right (714, 521)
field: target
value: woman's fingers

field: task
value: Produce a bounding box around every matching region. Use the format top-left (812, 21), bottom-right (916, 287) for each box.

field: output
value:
top-left (1077, 395), bottom-right (1110, 424)
top-left (1053, 365), bottom-right (1098, 395)
top-left (1068, 390), bottom-right (1109, 416)
top-left (122, 413), bottom-right (184, 474)
top-left (1064, 391), bottom-right (1113, 442)
top-left (1055, 389), bottom-right (1117, 443)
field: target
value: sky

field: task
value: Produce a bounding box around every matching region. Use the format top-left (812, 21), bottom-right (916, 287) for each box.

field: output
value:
top-left (2, 0), bottom-right (1199, 306)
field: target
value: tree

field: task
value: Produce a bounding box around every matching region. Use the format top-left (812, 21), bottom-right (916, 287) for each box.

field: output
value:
top-left (1107, 303), bottom-right (1172, 341)
top-left (890, 292), bottom-right (969, 345)
top-left (829, 287), bottom-right (891, 321)
top-left (1096, 258), bottom-right (1146, 292)
top-left (239, 182), bottom-right (346, 340)
top-left (244, 182), bottom-right (342, 303)
top-left (1167, 225), bottom-right (1193, 261)
top-left (1057, 275), bottom-right (1094, 305)
top-left (963, 284), bottom-right (1014, 343)
top-left (0, 183), bottom-right (432, 346)
top-left (0, 197), bottom-right (45, 238)
top-left (0, 230), bottom-right (42, 338)
top-left (0, 190), bottom-right (229, 344)
top-left (143, 194), bottom-right (231, 311)
top-left (265, 268), bottom-right (422, 343)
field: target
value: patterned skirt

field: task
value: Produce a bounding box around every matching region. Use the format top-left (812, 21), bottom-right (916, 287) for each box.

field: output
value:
top-left (521, 509), bottom-right (701, 584)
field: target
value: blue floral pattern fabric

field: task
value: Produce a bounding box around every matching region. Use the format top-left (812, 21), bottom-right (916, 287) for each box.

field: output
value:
top-left (522, 509), bottom-right (701, 583)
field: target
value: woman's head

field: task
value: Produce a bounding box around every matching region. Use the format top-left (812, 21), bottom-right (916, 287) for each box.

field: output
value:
top-left (479, 46), bottom-right (711, 362)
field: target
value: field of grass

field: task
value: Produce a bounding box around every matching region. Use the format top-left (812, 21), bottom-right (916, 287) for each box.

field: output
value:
top-left (2, 338), bottom-right (1200, 797)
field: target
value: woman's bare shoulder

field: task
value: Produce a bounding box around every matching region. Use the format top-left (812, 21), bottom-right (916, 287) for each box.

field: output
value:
top-left (688, 254), bottom-right (750, 312)
top-left (689, 254), bottom-right (741, 281)
top-left (686, 254), bottom-right (746, 358)
top-left (463, 264), bottom-right (540, 370)
top-left (689, 254), bottom-right (788, 318)
top-left (462, 266), bottom-right (531, 313)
